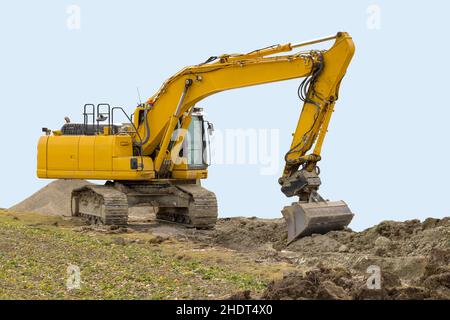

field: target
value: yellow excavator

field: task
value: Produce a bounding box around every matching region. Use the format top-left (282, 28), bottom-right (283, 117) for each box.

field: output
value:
top-left (37, 32), bottom-right (355, 243)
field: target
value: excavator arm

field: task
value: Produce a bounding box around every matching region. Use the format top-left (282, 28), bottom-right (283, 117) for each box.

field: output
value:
top-left (134, 32), bottom-right (354, 192)
top-left (132, 32), bottom-right (355, 242)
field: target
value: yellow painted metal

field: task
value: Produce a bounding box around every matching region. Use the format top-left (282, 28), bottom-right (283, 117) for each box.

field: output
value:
top-left (94, 136), bottom-right (113, 171)
top-left (38, 32), bottom-right (354, 186)
top-left (132, 32), bottom-right (354, 179)
top-left (281, 33), bottom-right (354, 177)
top-left (172, 167), bottom-right (208, 180)
top-left (313, 103), bottom-right (335, 156)
top-left (37, 136), bottom-right (48, 178)
top-left (136, 52), bottom-right (315, 158)
top-left (47, 136), bottom-right (79, 171)
top-left (37, 135), bottom-right (155, 180)
top-left (41, 168), bottom-right (154, 180)
top-left (285, 39), bottom-right (354, 160)
top-left (78, 136), bottom-right (94, 171)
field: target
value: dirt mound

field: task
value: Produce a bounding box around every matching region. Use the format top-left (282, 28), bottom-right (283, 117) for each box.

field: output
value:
top-left (207, 216), bottom-right (450, 258)
top-left (418, 248), bottom-right (450, 295)
top-left (10, 180), bottom-right (92, 216)
top-left (262, 260), bottom-right (450, 300)
top-left (262, 266), bottom-right (357, 300)
top-left (326, 218), bottom-right (450, 257)
top-left (8, 181), bottom-right (450, 299)
top-left (209, 217), bottom-right (287, 251)
top-left (199, 216), bottom-right (450, 299)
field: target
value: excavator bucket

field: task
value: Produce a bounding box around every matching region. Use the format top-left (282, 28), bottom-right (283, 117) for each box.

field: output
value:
top-left (282, 200), bottom-right (354, 244)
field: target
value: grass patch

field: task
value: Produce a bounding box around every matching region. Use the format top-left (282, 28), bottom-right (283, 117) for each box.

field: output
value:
top-left (0, 210), bottom-right (271, 299)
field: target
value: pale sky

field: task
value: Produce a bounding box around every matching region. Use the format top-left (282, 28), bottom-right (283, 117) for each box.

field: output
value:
top-left (1, 0), bottom-right (449, 230)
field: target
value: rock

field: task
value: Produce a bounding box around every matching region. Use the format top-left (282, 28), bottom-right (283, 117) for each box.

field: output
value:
top-left (382, 271), bottom-right (402, 289)
top-left (422, 218), bottom-right (440, 230)
top-left (262, 267), bottom-right (359, 300)
top-left (374, 248), bottom-right (387, 256)
top-left (422, 248), bottom-right (450, 279)
top-left (388, 286), bottom-right (430, 300)
top-left (262, 271), bottom-right (316, 300)
top-left (423, 272), bottom-right (450, 291)
top-left (375, 236), bottom-right (392, 249)
top-left (353, 285), bottom-right (388, 300)
top-left (374, 220), bottom-right (421, 239)
top-left (437, 217), bottom-right (450, 227)
top-left (316, 281), bottom-right (350, 300)
top-left (338, 245), bottom-right (349, 253)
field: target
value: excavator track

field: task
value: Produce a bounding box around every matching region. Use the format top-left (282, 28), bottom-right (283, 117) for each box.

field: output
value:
top-left (71, 182), bottom-right (218, 228)
top-left (71, 185), bottom-right (128, 225)
top-left (157, 184), bottom-right (218, 228)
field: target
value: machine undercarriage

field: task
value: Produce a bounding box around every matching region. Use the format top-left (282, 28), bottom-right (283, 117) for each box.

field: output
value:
top-left (71, 180), bottom-right (218, 228)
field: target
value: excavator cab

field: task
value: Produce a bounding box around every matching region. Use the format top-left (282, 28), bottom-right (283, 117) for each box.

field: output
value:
top-left (183, 108), bottom-right (210, 170)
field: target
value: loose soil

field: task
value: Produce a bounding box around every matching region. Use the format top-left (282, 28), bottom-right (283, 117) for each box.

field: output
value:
top-left (5, 180), bottom-right (449, 299)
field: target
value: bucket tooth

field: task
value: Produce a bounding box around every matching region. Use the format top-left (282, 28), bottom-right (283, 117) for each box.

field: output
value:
top-left (282, 200), bottom-right (354, 244)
